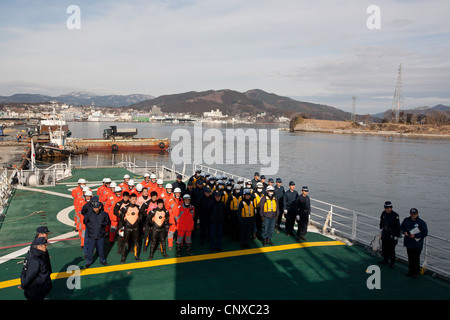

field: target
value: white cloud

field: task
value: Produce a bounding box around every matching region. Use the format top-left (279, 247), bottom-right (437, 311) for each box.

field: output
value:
top-left (0, 0), bottom-right (449, 113)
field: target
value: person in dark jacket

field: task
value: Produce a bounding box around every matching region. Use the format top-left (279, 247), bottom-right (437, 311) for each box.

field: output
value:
top-left (83, 200), bottom-right (111, 267)
top-left (274, 178), bottom-right (285, 232)
top-left (197, 187), bottom-right (213, 245)
top-left (295, 186), bottom-right (311, 242)
top-left (378, 201), bottom-right (400, 268)
top-left (400, 208), bottom-right (428, 278)
top-left (190, 180), bottom-right (205, 233)
top-left (19, 237), bottom-right (53, 300)
top-left (283, 181), bottom-right (298, 236)
top-left (208, 191), bottom-right (226, 252)
top-left (172, 174), bottom-right (186, 193)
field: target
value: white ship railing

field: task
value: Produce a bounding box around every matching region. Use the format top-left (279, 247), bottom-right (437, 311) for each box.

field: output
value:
top-left (309, 198), bottom-right (450, 280)
top-left (0, 169), bottom-right (17, 218)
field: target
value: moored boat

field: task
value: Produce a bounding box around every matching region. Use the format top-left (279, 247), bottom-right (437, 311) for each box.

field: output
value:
top-left (66, 137), bottom-right (170, 152)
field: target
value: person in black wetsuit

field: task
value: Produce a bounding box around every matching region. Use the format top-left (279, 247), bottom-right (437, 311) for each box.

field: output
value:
top-left (119, 194), bottom-right (142, 263)
top-left (146, 199), bottom-right (170, 260)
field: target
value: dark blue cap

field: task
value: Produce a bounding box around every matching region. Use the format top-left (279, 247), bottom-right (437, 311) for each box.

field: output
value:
top-left (93, 201), bottom-right (101, 208)
top-left (36, 226), bottom-right (51, 234)
top-left (289, 181), bottom-right (295, 186)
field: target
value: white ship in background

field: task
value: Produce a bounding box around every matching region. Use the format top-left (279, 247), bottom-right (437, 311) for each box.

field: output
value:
top-left (87, 110), bottom-right (119, 122)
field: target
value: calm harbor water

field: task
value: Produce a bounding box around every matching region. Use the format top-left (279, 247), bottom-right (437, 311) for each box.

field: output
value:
top-left (66, 121), bottom-right (450, 239)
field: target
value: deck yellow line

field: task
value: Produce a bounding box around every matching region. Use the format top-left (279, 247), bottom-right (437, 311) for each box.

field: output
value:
top-left (0, 240), bottom-right (345, 290)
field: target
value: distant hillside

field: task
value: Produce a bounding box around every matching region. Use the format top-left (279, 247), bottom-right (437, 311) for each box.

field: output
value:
top-left (0, 91), bottom-right (154, 107)
top-left (130, 89), bottom-right (356, 121)
top-left (371, 104), bottom-right (450, 119)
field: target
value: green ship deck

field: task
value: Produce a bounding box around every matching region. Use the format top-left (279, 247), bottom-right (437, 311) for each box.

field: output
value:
top-left (1, 167), bottom-right (449, 301)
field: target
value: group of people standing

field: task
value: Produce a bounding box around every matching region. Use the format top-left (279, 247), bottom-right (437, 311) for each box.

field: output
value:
top-left (70, 170), bottom-right (312, 266)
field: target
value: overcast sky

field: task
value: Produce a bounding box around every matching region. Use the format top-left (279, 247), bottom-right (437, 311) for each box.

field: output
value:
top-left (0, 0), bottom-right (449, 114)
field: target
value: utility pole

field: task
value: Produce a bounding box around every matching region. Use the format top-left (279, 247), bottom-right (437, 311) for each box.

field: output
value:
top-left (351, 96), bottom-right (357, 122)
top-left (392, 64), bottom-right (403, 123)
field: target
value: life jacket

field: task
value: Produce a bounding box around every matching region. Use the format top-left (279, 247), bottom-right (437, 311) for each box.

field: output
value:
top-left (220, 192), bottom-right (228, 205)
top-left (263, 196), bottom-right (277, 213)
top-left (229, 195), bottom-right (239, 211)
top-left (240, 200), bottom-right (255, 218)
top-left (124, 205), bottom-right (140, 226)
top-left (253, 193), bottom-right (262, 208)
top-left (151, 209), bottom-right (167, 227)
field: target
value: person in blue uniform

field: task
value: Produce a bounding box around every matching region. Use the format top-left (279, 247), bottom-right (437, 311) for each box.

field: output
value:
top-left (83, 200), bottom-right (110, 267)
top-left (400, 208), bottom-right (428, 278)
top-left (283, 181), bottom-right (298, 236)
top-left (19, 237), bottom-right (53, 300)
top-left (295, 186), bottom-right (311, 242)
top-left (378, 201), bottom-right (400, 268)
top-left (274, 178), bottom-right (285, 233)
top-left (208, 191), bottom-right (226, 252)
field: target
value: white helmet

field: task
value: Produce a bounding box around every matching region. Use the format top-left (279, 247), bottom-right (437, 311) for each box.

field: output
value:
top-left (165, 183), bottom-right (173, 189)
top-left (85, 190), bottom-right (93, 197)
top-left (128, 179), bottom-right (135, 186)
top-left (104, 178), bottom-right (112, 183)
top-left (110, 182), bottom-right (117, 188)
top-left (157, 179), bottom-right (163, 185)
top-left (82, 186), bottom-right (90, 192)
top-left (114, 186), bottom-right (122, 193)
top-left (150, 173), bottom-right (157, 179)
top-left (256, 182), bottom-right (264, 188)
top-left (136, 183), bottom-right (143, 192)
top-left (144, 173), bottom-right (150, 178)
top-left (78, 178), bottom-right (86, 184)
top-left (124, 174), bottom-right (130, 179)
top-left (266, 186), bottom-right (275, 192)
top-left (174, 188), bottom-right (182, 193)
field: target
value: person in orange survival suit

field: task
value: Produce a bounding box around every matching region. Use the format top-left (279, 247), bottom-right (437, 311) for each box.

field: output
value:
top-left (72, 179), bottom-right (86, 230)
top-left (165, 187), bottom-right (182, 250)
top-left (72, 179), bottom-right (86, 200)
top-left (175, 194), bottom-right (195, 257)
top-left (74, 187), bottom-right (92, 248)
top-left (104, 186), bottom-right (123, 244)
top-left (119, 193), bottom-right (143, 263)
top-left (97, 178), bottom-right (112, 205)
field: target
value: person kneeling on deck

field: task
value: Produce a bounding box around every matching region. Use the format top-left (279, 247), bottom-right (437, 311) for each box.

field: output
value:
top-left (238, 189), bottom-right (255, 249)
top-left (84, 200), bottom-right (110, 268)
top-left (175, 194), bottom-right (195, 257)
top-left (119, 194), bottom-right (143, 263)
top-left (259, 186), bottom-right (279, 246)
top-left (295, 186), bottom-right (311, 242)
top-left (147, 199), bottom-right (170, 260)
